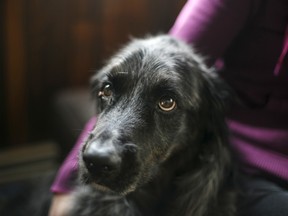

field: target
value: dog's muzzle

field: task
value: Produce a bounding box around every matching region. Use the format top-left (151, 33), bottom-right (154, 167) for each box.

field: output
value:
top-left (80, 124), bottom-right (141, 194)
top-left (83, 140), bottom-right (122, 178)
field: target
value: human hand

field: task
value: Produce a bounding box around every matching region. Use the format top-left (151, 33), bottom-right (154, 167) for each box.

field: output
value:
top-left (48, 193), bottom-right (73, 216)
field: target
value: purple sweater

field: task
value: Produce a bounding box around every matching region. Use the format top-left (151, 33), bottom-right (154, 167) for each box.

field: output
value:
top-left (51, 0), bottom-right (288, 193)
top-left (170, 0), bottom-right (288, 180)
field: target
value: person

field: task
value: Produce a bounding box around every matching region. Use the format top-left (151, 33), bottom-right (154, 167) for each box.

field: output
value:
top-left (48, 117), bottom-right (97, 216)
top-left (49, 0), bottom-right (288, 215)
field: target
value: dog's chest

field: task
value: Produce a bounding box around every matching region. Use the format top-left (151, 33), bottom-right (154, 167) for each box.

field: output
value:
top-left (128, 177), bottom-right (177, 215)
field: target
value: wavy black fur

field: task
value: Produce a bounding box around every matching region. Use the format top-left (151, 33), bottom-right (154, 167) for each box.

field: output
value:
top-left (70, 35), bottom-right (236, 216)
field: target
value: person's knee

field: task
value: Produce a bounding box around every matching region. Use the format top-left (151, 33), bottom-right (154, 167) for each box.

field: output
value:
top-left (238, 191), bottom-right (288, 216)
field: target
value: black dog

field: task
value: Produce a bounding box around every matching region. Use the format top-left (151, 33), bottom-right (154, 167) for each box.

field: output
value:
top-left (70, 35), bottom-right (235, 216)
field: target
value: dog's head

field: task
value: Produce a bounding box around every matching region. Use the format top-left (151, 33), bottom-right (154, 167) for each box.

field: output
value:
top-left (79, 35), bottom-right (231, 195)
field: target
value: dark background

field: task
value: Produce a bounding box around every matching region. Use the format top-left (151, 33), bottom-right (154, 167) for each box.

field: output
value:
top-left (0, 0), bottom-right (186, 151)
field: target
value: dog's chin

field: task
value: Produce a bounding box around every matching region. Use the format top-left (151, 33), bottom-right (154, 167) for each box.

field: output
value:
top-left (91, 182), bottom-right (113, 192)
top-left (90, 181), bottom-right (138, 196)
top-left (80, 171), bottom-right (139, 196)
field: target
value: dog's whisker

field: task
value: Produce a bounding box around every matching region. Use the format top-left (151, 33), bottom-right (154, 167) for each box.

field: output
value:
top-left (118, 71), bottom-right (129, 74)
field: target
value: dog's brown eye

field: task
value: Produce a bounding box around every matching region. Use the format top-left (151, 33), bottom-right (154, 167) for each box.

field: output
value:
top-left (98, 84), bottom-right (113, 98)
top-left (158, 97), bottom-right (176, 112)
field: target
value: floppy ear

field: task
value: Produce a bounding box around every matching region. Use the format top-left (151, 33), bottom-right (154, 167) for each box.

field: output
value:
top-left (202, 67), bottom-right (232, 106)
top-left (201, 70), bottom-right (233, 142)
top-left (173, 70), bottom-right (235, 216)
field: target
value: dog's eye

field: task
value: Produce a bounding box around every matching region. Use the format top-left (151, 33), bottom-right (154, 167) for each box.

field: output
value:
top-left (158, 97), bottom-right (176, 112)
top-left (98, 84), bottom-right (113, 98)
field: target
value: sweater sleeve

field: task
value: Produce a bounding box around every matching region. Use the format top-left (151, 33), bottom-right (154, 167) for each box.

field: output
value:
top-left (50, 117), bottom-right (97, 193)
top-left (169, 0), bottom-right (254, 66)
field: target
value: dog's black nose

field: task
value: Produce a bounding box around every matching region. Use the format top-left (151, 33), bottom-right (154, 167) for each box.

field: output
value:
top-left (83, 142), bottom-right (121, 176)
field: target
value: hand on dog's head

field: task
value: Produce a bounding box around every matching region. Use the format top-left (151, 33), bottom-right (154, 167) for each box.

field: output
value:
top-left (79, 35), bottom-right (232, 195)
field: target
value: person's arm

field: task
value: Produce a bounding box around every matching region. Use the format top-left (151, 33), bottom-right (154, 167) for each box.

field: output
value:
top-left (169, 0), bottom-right (257, 66)
top-left (51, 116), bottom-right (97, 193)
top-left (49, 117), bottom-right (97, 216)
top-left (48, 193), bottom-right (74, 216)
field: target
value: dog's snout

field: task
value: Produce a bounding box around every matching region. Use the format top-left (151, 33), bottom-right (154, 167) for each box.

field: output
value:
top-left (83, 141), bottom-right (122, 176)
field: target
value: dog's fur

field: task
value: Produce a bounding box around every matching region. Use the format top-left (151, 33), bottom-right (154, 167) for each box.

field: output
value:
top-left (70, 35), bottom-right (235, 216)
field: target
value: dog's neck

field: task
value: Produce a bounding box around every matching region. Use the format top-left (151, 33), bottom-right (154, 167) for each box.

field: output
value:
top-left (127, 166), bottom-right (176, 215)
top-left (127, 135), bottom-right (232, 216)
top-left (126, 144), bottom-right (200, 215)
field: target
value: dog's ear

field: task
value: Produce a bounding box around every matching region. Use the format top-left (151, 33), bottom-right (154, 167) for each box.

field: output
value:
top-left (196, 71), bottom-right (234, 214)
top-left (198, 68), bottom-right (234, 157)
top-left (174, 71), bottom-right (235, 216)
top-left (199, 69), bottom-right (234, 143)
top-left (202, 70), bottom-right (233, 114)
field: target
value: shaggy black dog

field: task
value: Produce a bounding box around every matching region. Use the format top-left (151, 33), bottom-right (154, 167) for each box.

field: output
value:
top-left (70, 35), bottom-right (236, 216)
